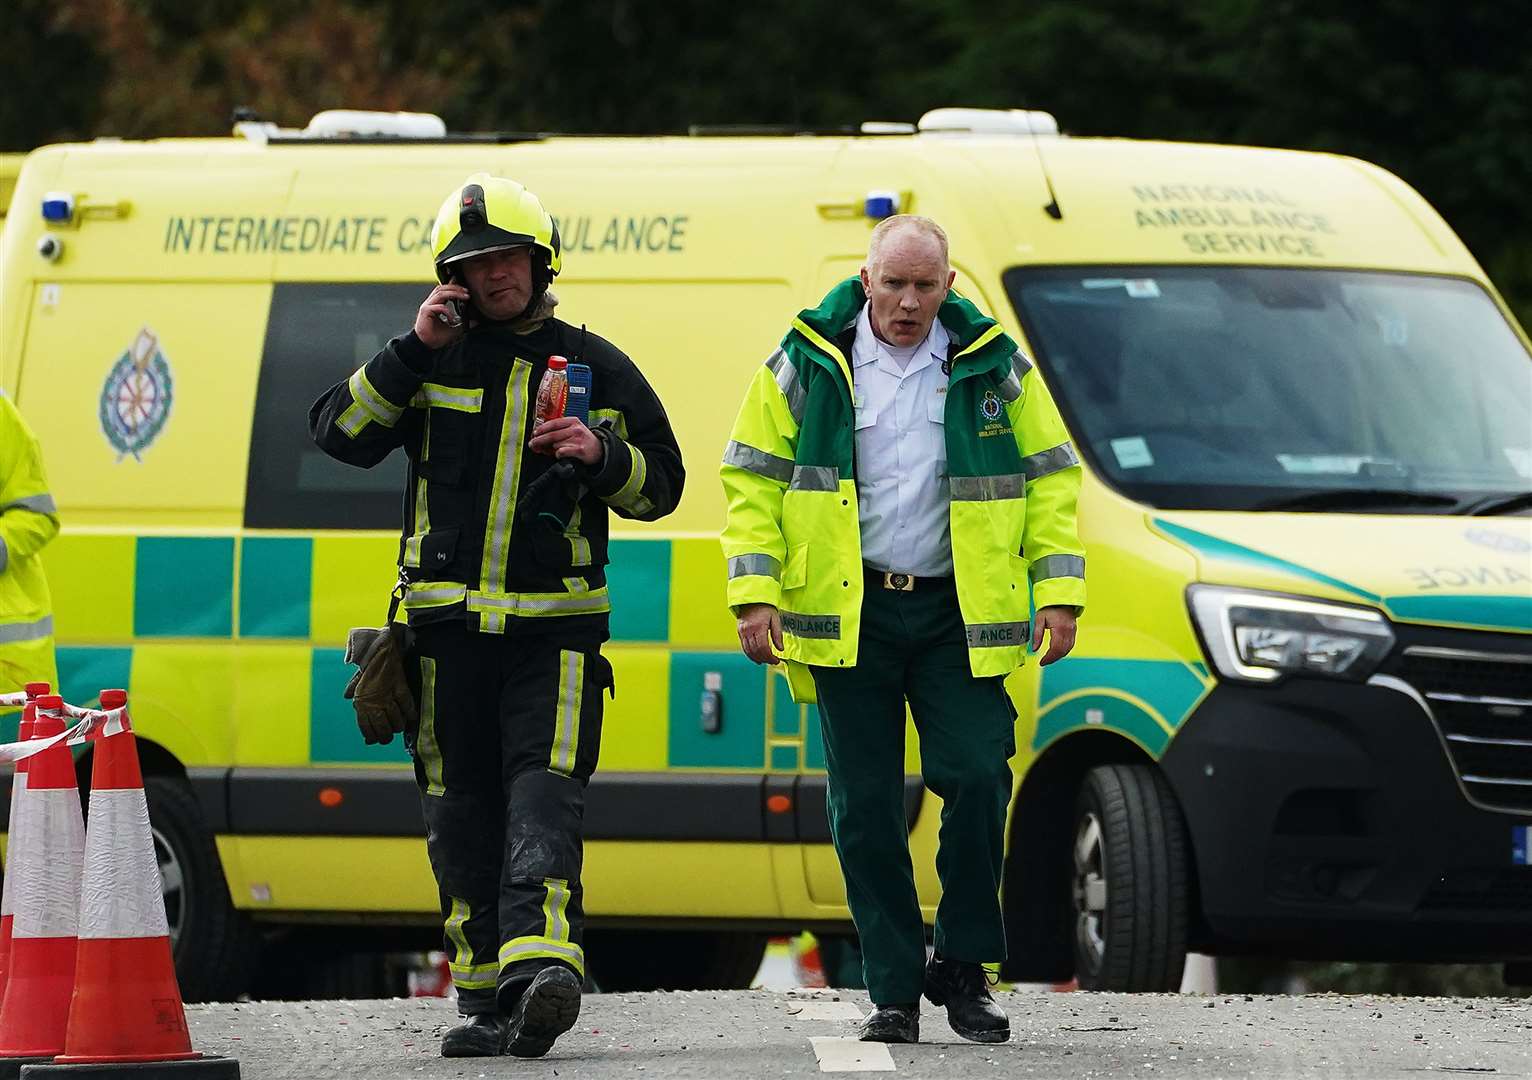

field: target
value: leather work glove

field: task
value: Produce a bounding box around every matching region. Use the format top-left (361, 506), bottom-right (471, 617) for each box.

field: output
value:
top-left (343, 625), bottom-right (417, 745)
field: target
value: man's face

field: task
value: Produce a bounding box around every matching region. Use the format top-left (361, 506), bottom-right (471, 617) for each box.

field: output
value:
top-left (456, 246), bottom-right (534, 321)
top-left (859, 229), bottom-right (955, 347)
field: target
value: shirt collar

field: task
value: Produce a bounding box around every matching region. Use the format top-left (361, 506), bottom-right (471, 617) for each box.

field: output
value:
top-left (852, 305), bottom-right (949, 374)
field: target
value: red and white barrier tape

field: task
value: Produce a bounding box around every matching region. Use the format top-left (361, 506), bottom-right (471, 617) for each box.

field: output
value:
top-left (0, 692), bottom-right (28, 708)
top-left (0, 706), bottom-right (129, 764)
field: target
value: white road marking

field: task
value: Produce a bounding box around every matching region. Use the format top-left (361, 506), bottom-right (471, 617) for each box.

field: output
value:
top-left (811, 1036), bottom-right (896, 1072)
top-left (788, 1000), bottom-right (864, 1020)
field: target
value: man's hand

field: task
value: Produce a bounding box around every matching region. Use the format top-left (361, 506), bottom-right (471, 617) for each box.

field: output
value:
top-left (413, 282), bottom-right (471, 349)
top-left (736, 602), bottom-right (783, 665)
top-left (529, 416), bottom-right (604, 465)
top-left (1031, 606), bottom-right (1078, 666)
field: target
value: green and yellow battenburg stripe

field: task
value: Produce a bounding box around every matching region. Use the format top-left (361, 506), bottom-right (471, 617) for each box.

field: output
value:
top-left (34, 531), bottom-right (829, 772)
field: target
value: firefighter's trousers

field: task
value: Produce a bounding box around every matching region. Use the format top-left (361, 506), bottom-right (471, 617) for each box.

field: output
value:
top-left (406, 621), bottom-right (610, 1015)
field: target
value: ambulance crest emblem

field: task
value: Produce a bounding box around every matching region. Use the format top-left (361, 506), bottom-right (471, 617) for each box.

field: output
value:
top-left (980, 389), bottom-right (1003, 422)
top-left (100, 327), bottom-right (174, 462)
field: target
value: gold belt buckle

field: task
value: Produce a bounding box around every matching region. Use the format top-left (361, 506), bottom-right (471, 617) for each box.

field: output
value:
top-left (883, 572), bottom-right (915, 592)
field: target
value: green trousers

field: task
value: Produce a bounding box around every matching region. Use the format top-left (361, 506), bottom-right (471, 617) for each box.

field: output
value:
top-left (810, 575), bottom-right (1016, 1005)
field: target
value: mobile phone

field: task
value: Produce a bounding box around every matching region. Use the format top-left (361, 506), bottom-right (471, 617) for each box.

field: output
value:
top-left (438, 271), bottom-right (466, 326)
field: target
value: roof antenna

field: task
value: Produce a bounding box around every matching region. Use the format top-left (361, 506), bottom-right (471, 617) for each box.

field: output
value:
top-left (1024, 109), bottom-right (1064, 220)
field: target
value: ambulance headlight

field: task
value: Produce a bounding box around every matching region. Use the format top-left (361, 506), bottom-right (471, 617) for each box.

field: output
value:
top-left (1188, 586), bottom-right (1395, 684)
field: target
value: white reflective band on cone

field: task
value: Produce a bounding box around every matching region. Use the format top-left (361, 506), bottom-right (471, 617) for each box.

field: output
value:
top-left (78, 789), bottom-right (169, 939)
top-left (12, 789), bottom-right (84, 938)
top-left (0, 707), bottom-right (126, 763)
top-left (0, 773), bottom-right (26, 917)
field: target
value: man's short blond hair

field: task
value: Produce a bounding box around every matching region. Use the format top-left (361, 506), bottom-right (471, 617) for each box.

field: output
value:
top-left (866, 215), bottom-right (949, 270)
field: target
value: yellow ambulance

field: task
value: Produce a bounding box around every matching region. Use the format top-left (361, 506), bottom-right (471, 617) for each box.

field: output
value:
top-left (1, 107), bottom-right (1528, 1000)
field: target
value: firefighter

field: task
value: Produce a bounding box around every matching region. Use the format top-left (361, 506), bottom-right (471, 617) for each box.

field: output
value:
top-left (310, 174), bottom-right (684, 1058)
top-left (0, 391), bottom-right (59, 696)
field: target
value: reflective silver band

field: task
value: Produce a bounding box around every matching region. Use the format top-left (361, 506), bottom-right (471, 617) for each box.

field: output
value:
top-left (497, 936), bottom-right (586, 975)
top-left (1023, 442), bottom-right (1080, 482)
top-left (728, 553), bottom-right (782, 581)
top-left (780, 611), bottom-right (841, 640)
top-left (2, 494), bottom-right (56, 515)
top-left (0, 615), bottom-right (54, 644)
top-left (789, 465), bottom-right (839, 492)
top-left (412, 383), bottom-right (484, 412)
top-left (950, 473), bottom-right (1026, 502)
top-left (966, 621), bottom-right (1029, 648)
top-left (347, 367), bottom-right (403, 427)
top-left (481, 365), bottom-right (533, 601)
top-left (723, 440), bottom-right (794, 483)
top-left (1030, 554), bottom-right (1086, 583)
top-left (466, 589), bottom-right (611, 616)
top-left (765, 349), bottom-right (807, 423)
top-left (996, 351), bottom-right (1033, 402)
top-left (0, 536), bottom-right (7, 574)
top-left (403, 583), bottom-right (468, 608)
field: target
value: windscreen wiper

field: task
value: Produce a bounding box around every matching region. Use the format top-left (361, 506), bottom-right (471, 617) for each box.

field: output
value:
top-left (1253, 488), bottom-right (1460, 513)
top-left (1455, 491), bottom-right (1532, 516)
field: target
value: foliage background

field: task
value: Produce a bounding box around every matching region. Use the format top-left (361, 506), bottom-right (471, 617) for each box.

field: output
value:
top-left (6, 0), bottom-right (1529, 325)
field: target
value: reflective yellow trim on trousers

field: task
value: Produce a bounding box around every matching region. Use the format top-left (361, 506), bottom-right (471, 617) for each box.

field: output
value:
top-left (550, 651), bottom-right (584, 776)
top-left (500, 877), bottom-right (583, 976)
top-left (445, 897), bottom-right (496, 990)
top-left (479, 362), bottom-right (534, 634)
top-left (418, 656), bottom-right (444, 796)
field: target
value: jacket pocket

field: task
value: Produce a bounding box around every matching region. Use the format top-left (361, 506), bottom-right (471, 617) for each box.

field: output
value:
top-left (782, 543), bottom-right (809, 592)
top-left (419, 526), bottom-right (460, 572)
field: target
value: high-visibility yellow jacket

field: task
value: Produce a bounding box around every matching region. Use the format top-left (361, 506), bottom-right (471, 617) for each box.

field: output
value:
top-left (720, 279), bottom-right (1085, 701)
top-left (0, 393), bottom-right (59, 693)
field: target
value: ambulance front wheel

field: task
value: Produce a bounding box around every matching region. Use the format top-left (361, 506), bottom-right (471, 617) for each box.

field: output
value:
top-left (1070, 763), bottom-right (1191, 991)
top-left (145, 775), bottom-right (257, 1002)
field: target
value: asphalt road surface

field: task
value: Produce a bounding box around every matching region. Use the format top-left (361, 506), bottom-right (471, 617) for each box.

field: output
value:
top-left (174, 988), bottom-right (1532, 1079)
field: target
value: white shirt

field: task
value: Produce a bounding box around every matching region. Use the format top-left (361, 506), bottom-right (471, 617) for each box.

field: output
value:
top-left (852, 306), bottom-right (953, 576)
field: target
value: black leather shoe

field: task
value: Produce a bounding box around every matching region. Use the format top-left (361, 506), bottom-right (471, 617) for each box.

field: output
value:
top-left (924, 953), bottom-right (1010, 1043)
top-left (440, 1013), bottom-right (507, 1057)
top-left (859, 1003), bottom-right (919, 1043)
top-left (502, 965), bottom-right (583, 1058)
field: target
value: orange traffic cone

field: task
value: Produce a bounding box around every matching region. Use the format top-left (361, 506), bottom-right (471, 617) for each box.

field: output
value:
top-left (0, 682), bottom-right (50, 1004)
top-left (0, 694), bottom-right (83, 1065)
top-left (50, 690), bottom-right (236, 1076)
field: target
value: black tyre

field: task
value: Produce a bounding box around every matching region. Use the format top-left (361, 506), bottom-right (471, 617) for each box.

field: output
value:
top-left (1072, 764), bottom-right (1189, 991)
top-left (143, 776), bottom-right (256, 1002)
top-left (584, 930), bottom-right (769, 991)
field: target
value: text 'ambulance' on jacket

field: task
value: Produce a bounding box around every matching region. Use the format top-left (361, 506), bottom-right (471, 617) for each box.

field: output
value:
top-left (720, 279), bottom-right (1085, 696)
top-left (310, 316), bottom-right (684, 638)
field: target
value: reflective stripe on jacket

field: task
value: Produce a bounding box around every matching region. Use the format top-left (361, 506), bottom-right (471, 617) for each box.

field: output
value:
top-left (720, 278), bottom-right (1084, 698)
top-left (0, 394), bottom-right (59, 692)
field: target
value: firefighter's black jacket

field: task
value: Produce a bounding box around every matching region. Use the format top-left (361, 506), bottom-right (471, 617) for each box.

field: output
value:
top-left (309, 315), bottom-right (684, 640)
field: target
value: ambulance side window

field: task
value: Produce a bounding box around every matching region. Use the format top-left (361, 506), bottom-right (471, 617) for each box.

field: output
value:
top-left (245, 284), bottom-right (419, 529)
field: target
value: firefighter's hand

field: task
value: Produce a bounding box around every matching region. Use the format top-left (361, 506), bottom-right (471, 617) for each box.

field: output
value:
top-left (529, 416), bottom-right (604, 465)
top-left (343, 627), bottom-right (417, 744)
top-left (414, 283), bottom-right (470, 349)
top-left (1032, 606), bottom-right (1078, 667)
top-left (737, 603), bottom-right (783, 665)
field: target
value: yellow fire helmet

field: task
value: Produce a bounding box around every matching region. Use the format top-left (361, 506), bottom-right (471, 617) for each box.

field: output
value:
top-left (429, 173), bottom-right (562, 283)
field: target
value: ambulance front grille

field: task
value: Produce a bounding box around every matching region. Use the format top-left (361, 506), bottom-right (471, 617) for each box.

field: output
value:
top-left (1400, 645), bottom-right (1532, 814)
